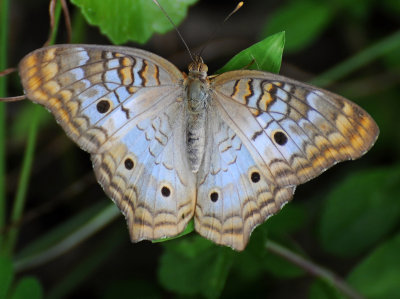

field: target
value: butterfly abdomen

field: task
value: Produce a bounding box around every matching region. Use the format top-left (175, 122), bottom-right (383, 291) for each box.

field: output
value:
top-left (186, 75), bottom-right (210, 173)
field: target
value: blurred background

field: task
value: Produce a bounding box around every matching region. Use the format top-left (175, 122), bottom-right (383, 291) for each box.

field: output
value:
top-left (1, 0), bottom-right (400, 298)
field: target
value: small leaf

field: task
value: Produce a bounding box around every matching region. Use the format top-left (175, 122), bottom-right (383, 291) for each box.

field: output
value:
top-left (0, 256), bottom-right (14, 298)
top-left (318, 165), bottom-right (400, 257)
top-left (10, 277), bottom-right (43, 299)
top-left (217, 31), bottom-right (285, 74)
top-left (71, 0), bottom-right (197, 44)
top-left (347, 233), bottom-right (400, 299)
top-left (262, 1), bottom-right (334, 52)
top-left (158, 236), bottom-right (235, 298)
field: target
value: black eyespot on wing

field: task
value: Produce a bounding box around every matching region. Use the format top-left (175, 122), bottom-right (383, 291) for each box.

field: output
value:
top-left (210, 192), bottom-right (219, 202)
top-left (251, 171), bottom-right (261, 183)
top-left (124, 158), bottom-right (134, 170)
top-left (273, 131), bottom-right (288, 145)
top-left (97, 100), bottom-right (111, 113)
top-left (161, 186), bottom-right (171, 197)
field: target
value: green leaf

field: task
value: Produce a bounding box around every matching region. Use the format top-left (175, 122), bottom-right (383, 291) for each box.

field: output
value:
top-left (10, 277), bottom-right (43, 299)
top-left (158, 236), bottom-right (235, 298)
top-left (217, 31), bottom-right (285, 74)
top-left (318, 165), bottom-right (400, 258)
top-left (0, 256), bottom-right (13, 299)
top-left (70, 0), bottom-right (197, 44)
top-left (262, 1), bottom-right (334, 53)
top-left (347, 233), bottom-right (400, 299)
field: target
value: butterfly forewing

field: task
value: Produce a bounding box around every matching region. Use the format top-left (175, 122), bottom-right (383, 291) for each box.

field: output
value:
top-left (18, 45), bottom-right (184, 153)
top-left (212, 70), bottom-right (379, 186)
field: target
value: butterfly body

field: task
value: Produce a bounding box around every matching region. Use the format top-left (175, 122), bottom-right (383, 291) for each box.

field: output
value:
top-left (18, 44), bottom-right (378, 250)
top-left (185, 57), bottom-right (210, 173)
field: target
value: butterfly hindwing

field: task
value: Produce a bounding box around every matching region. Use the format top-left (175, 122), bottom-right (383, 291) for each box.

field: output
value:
top-left (92, 101), bottom-right (196, 241)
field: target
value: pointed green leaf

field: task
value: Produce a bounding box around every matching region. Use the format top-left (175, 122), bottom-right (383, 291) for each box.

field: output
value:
top-left (71, 0), bottom-right (197, 44)
top-left (217, 31), bottom-right (285, 74)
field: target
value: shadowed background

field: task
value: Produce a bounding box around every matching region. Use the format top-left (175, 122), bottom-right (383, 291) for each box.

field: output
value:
top-left (2, 0), bottom-right (400, 298)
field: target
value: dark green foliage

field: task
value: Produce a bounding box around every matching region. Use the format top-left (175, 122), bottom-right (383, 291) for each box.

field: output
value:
top-left (319, 165), bottom-right (400, 257)
top-left (1, 0), bottom-right (399, 298)
top-left (347, 233), bottom-right (400, 299)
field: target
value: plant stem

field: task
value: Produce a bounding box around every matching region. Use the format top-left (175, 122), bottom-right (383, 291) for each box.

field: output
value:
top-left (14, 203), bottom-right (120, 271)
top-left (2, 0), bottom-right (64, 257)
top-left (48, 0), bottom-right (62, 45)
top-left (0, 0), bottom-right (10, 250)
top-left (266, 240), bottom-right (365, 299)
top-left (4, 105), bottom-right (41, 255)
top-left (311, 30), bottom-right (400, 87)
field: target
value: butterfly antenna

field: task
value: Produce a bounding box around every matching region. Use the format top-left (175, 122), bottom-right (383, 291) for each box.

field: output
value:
top-left (198, 1), bottom-right (244, 58)
top-left (152, 0), bottom-right (195, 62)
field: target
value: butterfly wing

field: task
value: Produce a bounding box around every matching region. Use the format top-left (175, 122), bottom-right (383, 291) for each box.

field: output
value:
top-left (19, 44), bottom-right (185, 153)
top-left (195, 106), bottom-right (295, 250)
top-left (91, 101), bottom-right (196, 240)
top-left (212, 70), bottom-right (379, 187)
top-left (195, 70), bottom-right (378, 250)
top-left (19, 45), bottom-right (196, 241)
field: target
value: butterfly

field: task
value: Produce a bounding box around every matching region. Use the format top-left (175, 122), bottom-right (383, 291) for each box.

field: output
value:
top-left (18, 44), bottom-right (379, 250)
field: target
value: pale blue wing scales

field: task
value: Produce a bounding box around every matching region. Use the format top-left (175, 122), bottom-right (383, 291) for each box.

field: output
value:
top-left (19, 44), bottom-right (196, 241)
top-left (211, 70), bottom-right (378, 186)
top-left (92, 102), bottom-right (196, 241)
top-left (19, 44), bottom-right (184, 153)
top-left (195, 107), bottom-right (294, 250)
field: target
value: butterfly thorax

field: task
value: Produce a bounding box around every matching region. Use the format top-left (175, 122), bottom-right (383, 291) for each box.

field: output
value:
top-left (185, 57), bottom-right (210, 173)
